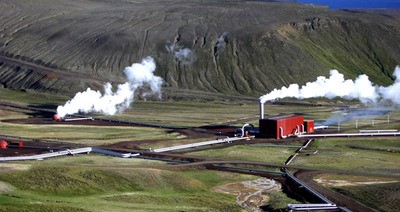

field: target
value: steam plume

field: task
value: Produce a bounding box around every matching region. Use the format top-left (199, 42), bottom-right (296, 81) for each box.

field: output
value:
top-left (166, 42), bottom-right (195, 64)
top-left (175, 48), bottom-right (195, 64)
top-left (57, 57), bottom-right (163, 118)
top-left (378, 66), bottom-right (400, 104)
top-left (319, 107), bottom-right (391, 126)
top-left (260, 66), bottom-right (400, 105)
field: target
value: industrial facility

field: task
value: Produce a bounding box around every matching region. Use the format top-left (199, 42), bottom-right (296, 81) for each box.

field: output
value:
top-left (258, 102), bottom-right (314, 139)
top-left (1, 98), bottom-right (399, 212)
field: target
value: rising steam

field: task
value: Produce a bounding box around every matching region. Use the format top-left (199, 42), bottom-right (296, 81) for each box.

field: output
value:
top-left (165, 42), bottom-right (195, 65)
top-left (174, 48), bottom-right (195, 64)
top-left (57, 57), bottom-right (163, 118)
top-left (319, 107), bottom-right (391, 126)
top-left (260, 66), bottom-right (400, 105)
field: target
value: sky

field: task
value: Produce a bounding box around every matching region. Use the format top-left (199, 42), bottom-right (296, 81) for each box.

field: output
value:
top-left (296, 0), bottom-right (400, 9)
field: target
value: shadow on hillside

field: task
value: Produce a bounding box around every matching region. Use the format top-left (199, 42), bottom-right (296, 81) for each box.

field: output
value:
top-left (26, 103), bottom-right (58, 118)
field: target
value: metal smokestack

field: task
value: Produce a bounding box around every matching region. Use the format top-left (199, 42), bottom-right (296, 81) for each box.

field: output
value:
top-left (260, 102), bottom-right (264, 119)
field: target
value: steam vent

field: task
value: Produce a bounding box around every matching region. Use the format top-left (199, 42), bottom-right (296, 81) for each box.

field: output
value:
top-left (258, 103), bottom-right (314, 139)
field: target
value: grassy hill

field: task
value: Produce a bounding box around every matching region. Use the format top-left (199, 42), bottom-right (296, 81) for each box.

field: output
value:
top-left (0, 0), bottom-right (399, 97)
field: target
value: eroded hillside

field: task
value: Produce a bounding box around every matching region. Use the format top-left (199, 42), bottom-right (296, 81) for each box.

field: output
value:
top-left (0, 0), bottom-right (399, 96)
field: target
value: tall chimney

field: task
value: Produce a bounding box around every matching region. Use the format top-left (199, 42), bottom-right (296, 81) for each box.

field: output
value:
top-left (260, 102), bottom-right (264, 119)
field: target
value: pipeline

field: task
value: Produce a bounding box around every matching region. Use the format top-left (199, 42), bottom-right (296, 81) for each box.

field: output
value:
top-left (280, 127), bottom-right (287, 139)
top-left (298, 132), bottom-right (400, 138)
top-left (0, 147), bottom-right (139, 162)
top-left (260, 102), bottom-right (265, 119)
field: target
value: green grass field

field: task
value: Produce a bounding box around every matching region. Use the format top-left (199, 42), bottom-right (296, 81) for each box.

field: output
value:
top-left (0, 88), bottom-right (69, 107)
top-left (333, 182), bottom-right (400, 212)
top-left (0, 155), bottom-right (258, 212)
top-left (289, 137), bottom-right (400, 211)
top-left (0, 123), bottom-right (181, 146)
top-left (313, 173), bottom-right (400, 212)
top-left (291, 137), bottom-right (400, 176)
top-left (188, 144), bottom-right (298, 164)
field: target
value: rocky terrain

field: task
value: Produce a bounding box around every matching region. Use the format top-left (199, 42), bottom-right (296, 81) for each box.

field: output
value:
top-left (0, 0), bottom-right (399, 97)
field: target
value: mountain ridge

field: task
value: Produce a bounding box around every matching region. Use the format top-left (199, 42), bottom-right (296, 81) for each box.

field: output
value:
top-left (0, 0), bottom-right (399, 98)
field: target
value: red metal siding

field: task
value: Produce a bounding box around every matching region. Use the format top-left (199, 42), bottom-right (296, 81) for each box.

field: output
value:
top-left (259, 115), bottom-right (304, 139)
top-left (304, 120), bottom-right (315, 133)
top-left (277, 116), bottom-right (304, 138)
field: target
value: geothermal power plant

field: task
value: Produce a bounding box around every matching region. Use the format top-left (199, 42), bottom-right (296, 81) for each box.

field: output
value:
top-left (51, 102), bottom-right (317, 139)
top-left (258, 102), bottom-right (315, 139)
top-left (1, 96), bottom-right (400, 212)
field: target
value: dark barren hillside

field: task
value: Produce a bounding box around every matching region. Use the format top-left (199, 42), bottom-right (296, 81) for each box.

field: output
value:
top-left (0, 0), bottom-right (399, 97)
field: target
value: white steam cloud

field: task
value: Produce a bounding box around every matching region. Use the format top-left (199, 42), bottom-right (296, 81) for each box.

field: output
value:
top-left (175, 48), bottom-right (194, 64)
top-left (166, 42), bottom-right (195, 65)
top-left (57, 57), bottom-right (163, 118)
top-left (378, 66), bottom-right (400, 104)
top-left (260, 66), bottom-right (400, 105)
top-left (215, 32), bottom-right (229, 49)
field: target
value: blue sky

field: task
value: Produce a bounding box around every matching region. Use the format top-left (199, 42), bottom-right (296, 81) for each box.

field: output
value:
top-left (296, 0), bottom-right (400, 9)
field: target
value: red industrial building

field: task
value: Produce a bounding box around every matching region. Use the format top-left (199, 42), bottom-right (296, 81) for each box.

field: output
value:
top-left (259, 114), bottom-right (314, 139)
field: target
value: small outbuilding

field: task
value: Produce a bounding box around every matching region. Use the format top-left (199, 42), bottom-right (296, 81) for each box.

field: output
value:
top-left (303, 120), bottom-right (315, 133)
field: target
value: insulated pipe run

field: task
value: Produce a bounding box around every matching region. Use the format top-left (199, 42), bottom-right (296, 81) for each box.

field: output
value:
top-left (64, 117), bottom-right (94, 122)
top-left (280, 127), bottom-right (287, 139)
top-left (260, 102), bottom-right (264, 119)
top-left (241, 123), bottom-right (254, 137)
